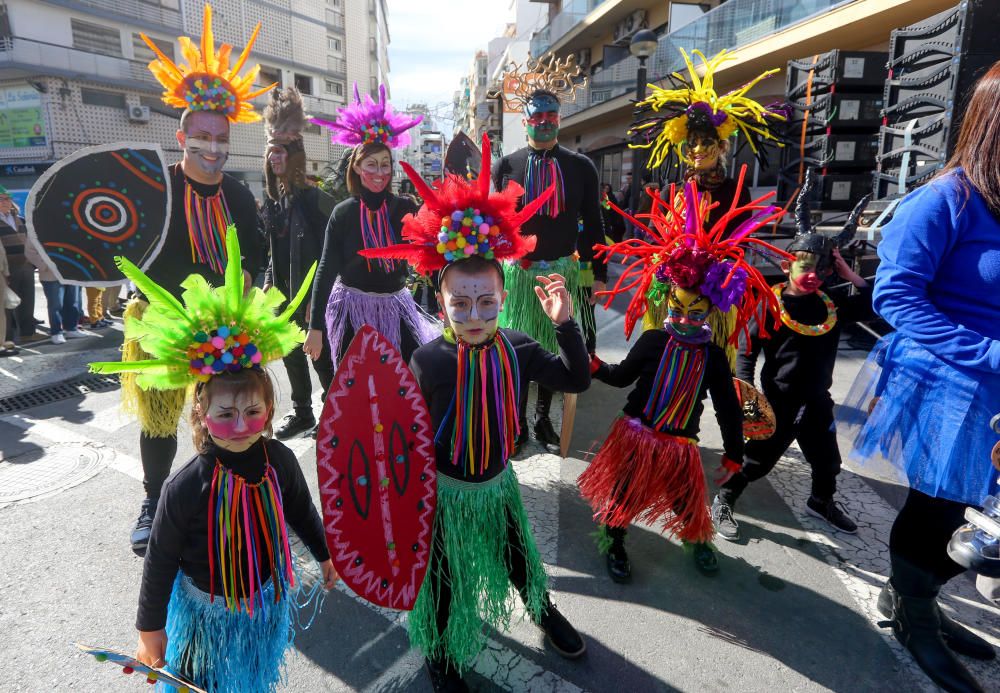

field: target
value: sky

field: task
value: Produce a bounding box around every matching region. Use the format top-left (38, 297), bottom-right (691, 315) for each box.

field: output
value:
top-left (387, 0), bottom-right (515, 131)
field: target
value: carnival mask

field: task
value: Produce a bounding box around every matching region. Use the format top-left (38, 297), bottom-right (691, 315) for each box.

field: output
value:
top-left (355, 151), bottom-right (392, 193)
top-left (180, 112), bottom-right (231, 177)
top-left (439, 270), bottom-right (506, 345)
top-left (684, 136), bottom-right (721, 171)
top-left (666, 286), bottom-right (713, 338)
top-left (525, 94), bottom-right (561, 143)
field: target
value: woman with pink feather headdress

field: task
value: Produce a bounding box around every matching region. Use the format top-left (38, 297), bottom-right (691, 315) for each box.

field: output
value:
top-left (303, 84), bottom-right (439, 370)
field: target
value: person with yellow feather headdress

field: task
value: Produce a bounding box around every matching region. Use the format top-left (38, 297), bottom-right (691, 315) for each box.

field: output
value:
top-left (123, 4), bottom-right (274, 557)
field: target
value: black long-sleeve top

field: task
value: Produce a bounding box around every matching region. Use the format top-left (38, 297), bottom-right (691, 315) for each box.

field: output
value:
top-left (136, 438), bottom-right (329, 631)
top-left (409, 321), bottom-right (591, 483)
top-left (308, 189), bottom-right (418, 330)
top-left (595, 329), bottom-right (744, 462)
top-left (736, 283), bottom-right (873, 399)
top-left (139, 164), bottom-right (263, 300)
top-left (492, 144), bottom-right (607, 282)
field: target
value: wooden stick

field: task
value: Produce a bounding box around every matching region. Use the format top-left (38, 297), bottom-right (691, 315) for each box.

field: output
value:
top-left (559, 392), bottom-right (578, 458)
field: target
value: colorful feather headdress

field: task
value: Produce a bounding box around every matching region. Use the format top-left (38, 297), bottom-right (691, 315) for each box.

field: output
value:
top-left (90, 229), bottom-right (315, 389)
top-left (630, 49), bottom-right (787, 170)
top-left (140, 4), bottom-right (275, 123)
top-left (498, 54), bottom-right (588, 113)
top-left (310, 83), bottom-right (422, 149)
top-left (597, 166), bottom-right (793, 342)
top-left (359, 134), bottom-right (554, 275)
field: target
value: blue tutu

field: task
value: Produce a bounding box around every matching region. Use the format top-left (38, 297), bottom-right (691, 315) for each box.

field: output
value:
top-left (838, 333), bottom-right (1000, 505)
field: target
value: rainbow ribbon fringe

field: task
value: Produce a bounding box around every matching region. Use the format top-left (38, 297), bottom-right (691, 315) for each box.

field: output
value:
top-left (441, 333), bottom-right (521, 476)
top-left (360, 201), bottom-right (397, 271)
top-left (643, 338), bottom-right (707, 432)
top-left (184, 184), bottom-right (234, 274)
top-left (207, 449), bottom-right (295, 616)
top-left (524, 152), bottom-right (565, 218)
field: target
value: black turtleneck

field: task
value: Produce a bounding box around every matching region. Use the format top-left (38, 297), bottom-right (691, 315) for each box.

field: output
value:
top-left (308, 190), bottom-right (418, 330)
top-left (492, 144), bottom-right (607, 282)
top-left (594, 328), bottom-right (744, 462)
top-left (136, 437), bottom-right (329, 631)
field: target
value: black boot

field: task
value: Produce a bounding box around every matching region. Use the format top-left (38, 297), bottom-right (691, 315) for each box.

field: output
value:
top-left (512, 425), bottom-right (529, 456)
top-left (130, 497), bottom-right (157, 557)
top-left (878, 580), bottom-right (995, 661)
top-left (880, 560), bottom-right (985, 692)
top-left (688, 541), bottom-right (719, 576)
top-left (536, 597), bottom-right (586, 659)
top-left (274, 410), bottom-right (316, 439)
top-left (533, 388), bottom-right (560, 451)
top-left (603, 525), bottom-right (631, 583)
top-left (425, 658), bottom-right (468, 693)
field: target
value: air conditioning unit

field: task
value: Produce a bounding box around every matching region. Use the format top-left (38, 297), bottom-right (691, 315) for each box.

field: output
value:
top-left (613, 10), bottom-right (647, 42)
top-left (575, 48), bottom-right (591, 70)
top-left (128, 105), bottom-right (150, 123)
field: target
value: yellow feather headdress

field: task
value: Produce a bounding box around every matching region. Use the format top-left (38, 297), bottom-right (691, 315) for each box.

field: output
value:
top-left (140, 4), bottom-right (276, 123)
top-left (630, 49), bottom-right (788, 170)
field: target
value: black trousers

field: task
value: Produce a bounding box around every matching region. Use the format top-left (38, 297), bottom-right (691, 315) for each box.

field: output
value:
top-left (720, 388), bottom-right (842, 504)
top-left (6, 265), bottom-right (36, 338)
top-left (283, 314), bottom-right (333, 416)
top-left (140, 431), bottom-right (177, 499)
top-left (890, 488), bottom-right (969, 585)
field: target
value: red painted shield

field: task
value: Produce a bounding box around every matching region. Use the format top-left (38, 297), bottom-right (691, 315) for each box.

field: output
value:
top-left (317, 326), bottom-right (436, 610)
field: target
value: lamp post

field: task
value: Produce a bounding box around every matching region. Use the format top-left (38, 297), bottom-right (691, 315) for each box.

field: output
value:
top-left (629, 28), bottom-right (658, 216)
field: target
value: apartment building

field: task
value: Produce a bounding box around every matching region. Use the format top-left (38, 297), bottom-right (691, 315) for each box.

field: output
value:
top-left (0, 0), bottom-right (391, 199)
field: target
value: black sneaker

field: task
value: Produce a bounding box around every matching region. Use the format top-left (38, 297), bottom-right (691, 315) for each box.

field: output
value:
top-left (536, 601), bottom-right (586, 659)
top-left (606, 542), bottom-right (631, 583)
top-left (533, 415), bottom-right (560, 450)
top-left (274, 411), bottom-right (316, 440)
top-left (690, 542), bottom-right (719, 576)
top-left (130, 498), bottom-right (157, 557)
top-left (711, 495), bottom-right (740, 542)
top-left (425, 658), bottom-right (468, 693)
top-left (806, 496), bottom-right (858, 534)
top-left (310, 422), bottom-right (320, 439)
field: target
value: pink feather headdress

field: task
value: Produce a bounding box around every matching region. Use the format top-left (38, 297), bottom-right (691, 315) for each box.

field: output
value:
top-left (310, 83), bottom-right (422, 149)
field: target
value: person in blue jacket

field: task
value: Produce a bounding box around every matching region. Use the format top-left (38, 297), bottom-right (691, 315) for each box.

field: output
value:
top-left (841, 60), bottom-right (1000, 693)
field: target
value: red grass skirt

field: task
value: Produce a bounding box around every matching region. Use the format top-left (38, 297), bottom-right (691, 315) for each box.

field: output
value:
top-left (578, 415), bottom-right (713, 543)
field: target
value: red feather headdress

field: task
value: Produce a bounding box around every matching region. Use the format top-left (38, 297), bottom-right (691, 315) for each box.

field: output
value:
top-left (360, 134), bottom-right (554, 275)
top-left (597, 165), bottom-right (792, 343)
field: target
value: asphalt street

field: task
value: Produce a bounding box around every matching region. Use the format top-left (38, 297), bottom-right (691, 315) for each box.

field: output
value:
top-left (1, 275), bottom-right (998, 692)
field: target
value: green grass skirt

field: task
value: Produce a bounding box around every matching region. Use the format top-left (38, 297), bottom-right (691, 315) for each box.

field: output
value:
top-left (499, 257), bottom-right (592, 354)
top-left (408, 466), bottom-right (548, 670)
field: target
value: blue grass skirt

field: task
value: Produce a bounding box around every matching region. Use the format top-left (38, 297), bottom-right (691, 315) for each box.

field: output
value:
top-left (837, 333), bottom-right (1000, 505)
top-left (164, 573), bottom-right (294, 693)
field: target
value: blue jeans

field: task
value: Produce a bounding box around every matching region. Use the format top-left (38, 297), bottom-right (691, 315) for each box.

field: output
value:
top-left (41, 281), bottom-right (81, 335)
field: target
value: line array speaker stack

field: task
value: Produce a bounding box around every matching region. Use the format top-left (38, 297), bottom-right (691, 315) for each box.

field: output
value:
top-left (778, 50), bottom-right (887, 212)
top-left (874, 0), bottom-right (998, 200)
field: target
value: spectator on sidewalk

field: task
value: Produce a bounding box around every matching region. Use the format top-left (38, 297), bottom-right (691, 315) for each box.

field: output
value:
top-left (0, 233), bottom-right (15, 356)
top-left (85, 284), bottom-right (122, 328)
top-left (0, 187), bottom-right (44, 345)
top-left (24, 239), bottom-right (85, 344)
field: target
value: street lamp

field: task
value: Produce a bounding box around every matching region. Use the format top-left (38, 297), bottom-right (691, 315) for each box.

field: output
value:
top-left (629, 28), bottom-right (658, 217)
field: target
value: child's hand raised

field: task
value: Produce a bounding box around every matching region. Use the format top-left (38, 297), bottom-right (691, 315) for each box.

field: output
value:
top-left (136, 629), bottom-right (167, 669)
top-left (534, 273), bottom-right (573, 325)
top-left (320, 559), bottom-right (339, 590)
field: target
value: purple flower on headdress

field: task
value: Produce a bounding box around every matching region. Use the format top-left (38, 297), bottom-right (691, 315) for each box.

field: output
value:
top-left (309, 83), bottom-right (422, 150)
top-left (700, 261), bottom-right (747, 312)
top-left (686, 101), bottom-right (728, 128)
top-left (663, 245), bottom-right (713, 289)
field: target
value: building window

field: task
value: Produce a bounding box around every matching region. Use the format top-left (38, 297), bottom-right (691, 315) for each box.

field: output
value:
top-left (257, 66), bottom-right (281, 90)
top-left (324, 79), bottom-right (344, 96)
top-left (71, 19), bottom-right (122, 57)
top-left (132, 33), bottom-right (174, 63)
top-left (294, 74), bottom-right (313, 95)
top-left (81, 88), bottom-right (126, 109)
top-left (326, 0), bottom-right (341, 6)
top-left (327, 36), bottom-right (341, 53)
top-left (139, 95), bottom-right (178, 118)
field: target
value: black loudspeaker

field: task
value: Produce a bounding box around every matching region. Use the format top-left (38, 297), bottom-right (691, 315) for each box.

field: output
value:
top-left (874, 0), bottom-right (1000, 199)
top-left (786, 51), bottom-right (888, 97)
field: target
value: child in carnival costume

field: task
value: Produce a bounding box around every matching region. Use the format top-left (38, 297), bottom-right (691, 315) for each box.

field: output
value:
top-left (91, 230), bottom-right (338, 693)
top-left (361, 135), bottom-right (591, 692)
top-left (629, 49), bottom-right (787, 369)
top-left (580, 169), bottom-right (791, 579)
top-left (304, 84), bottom-right (439, 370)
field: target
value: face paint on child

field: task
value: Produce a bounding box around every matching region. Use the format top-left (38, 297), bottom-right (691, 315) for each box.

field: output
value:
top-left (665, 286), bottom-right (712, 337)
top-left (438, 270), bottom-right (505, 345)
top-left (787, 254), bottom-right (825, 294)
top-left (354, 151), bottom-right (392, 193)
top-left (204, 390), bottom-right (270, 452)
top-left (683, 136), bottom-right (721, 171)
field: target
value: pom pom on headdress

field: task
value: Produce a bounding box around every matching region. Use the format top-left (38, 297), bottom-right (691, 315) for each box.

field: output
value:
top-left (89, 229), bottom-right (315, 389)
top-left (629, 49), bottom-right (787, 169)
top-left (140, 4), bottom-right (275, 123)
top-left (360, 134), bottom-right (554, 275)
top-left (596, 165), bottom-right (793, 342)
top-left (310, 83), bottom-right (422, 149)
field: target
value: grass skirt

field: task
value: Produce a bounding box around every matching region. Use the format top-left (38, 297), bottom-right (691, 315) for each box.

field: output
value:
top-left (325, 280), bottom-right (439, 365)
top-left (578, 415), bottom-right (713, 543)
top-left (499, 257), bottom-right (591, 354)
top-left (120, 299), bottom-right (187, 437)
top-left (165, 573), bottom-right (293, 693)
top-left (408, 466), bottom-right (548, 670)
top-left (838, 333), bottom-right (1000, 505)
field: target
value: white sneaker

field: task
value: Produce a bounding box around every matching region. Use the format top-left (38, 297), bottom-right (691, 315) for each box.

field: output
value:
top-left (64, 330), bottom-right (88, 339)
top-left (51, 333), bottom-right (67, 344)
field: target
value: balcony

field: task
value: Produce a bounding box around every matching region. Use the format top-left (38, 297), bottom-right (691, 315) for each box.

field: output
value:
top-left (300, 93), bottom-right (345, 118)
top-left (41, 0), bottom-right (182, 31)
top-left (0, 36), bottom-right (158, 91)
top-left (327, 10), bottom-right (346, 32)
top-left (327, 56), bottom-right (347, 77)
top-left (530, 0), bottom-right (608, 57)
top-left (561, 0), bottom-right (853, 121)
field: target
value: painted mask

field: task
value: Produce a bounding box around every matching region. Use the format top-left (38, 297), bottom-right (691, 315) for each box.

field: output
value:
top-left (525, 93), bottom-right (560, 143)
top-left (787, 253), bottom-right (825, 294)
top-left (439, 269), bottom-right (504, 345)
top-left (204, 389), bottom-right (270, 453)
top-left (683, 136), bottom-right (721, 171)
top-left (665, 285), bottom-right (713, 338)
top-left (355, 151), bottom-right (392, 193)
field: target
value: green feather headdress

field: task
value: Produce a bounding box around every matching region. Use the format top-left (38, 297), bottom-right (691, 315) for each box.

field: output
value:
top-left (90, 226), bottom-right (316, 390)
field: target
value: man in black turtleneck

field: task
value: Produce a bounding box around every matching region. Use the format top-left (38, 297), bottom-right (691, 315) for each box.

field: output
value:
top-left (492, 90), bottom-right (606, 451)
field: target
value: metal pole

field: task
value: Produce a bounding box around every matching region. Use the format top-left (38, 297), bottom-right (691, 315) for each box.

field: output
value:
top-left (629, 57), bottom-right (648, 216)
